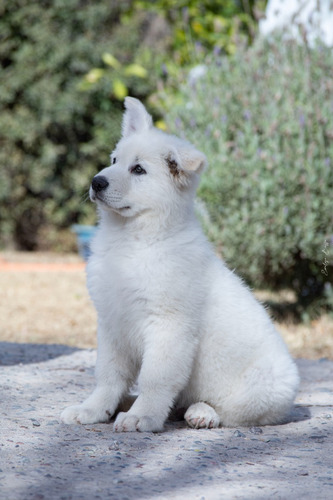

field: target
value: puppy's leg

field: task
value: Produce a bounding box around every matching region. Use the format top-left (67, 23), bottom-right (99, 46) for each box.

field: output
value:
top-left (61, 329), bottom-right (133, 425)
top-left (185, 402), bottom-right (220, 429)
top-left (114, 323), bottom-right (197, 432)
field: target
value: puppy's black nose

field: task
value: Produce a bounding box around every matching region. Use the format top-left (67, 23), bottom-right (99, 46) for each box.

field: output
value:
top-left (92, 175), bottom-right (109, 192)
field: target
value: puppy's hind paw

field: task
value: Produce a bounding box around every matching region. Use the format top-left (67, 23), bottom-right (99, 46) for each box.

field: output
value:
top-left (185, 402), bottom-right (220, 429)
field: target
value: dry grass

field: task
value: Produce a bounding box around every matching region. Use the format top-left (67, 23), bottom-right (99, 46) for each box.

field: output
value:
top-left (0, 252), bottom-right (96, 348)
top-left (0, 269), bottom-right (97, 348)
top-left (277, 316), bottom-right (333, 359)
top-left (255, 289), bottom-right (333, 360)
top-left (0, 252), bottom-right (332, 359)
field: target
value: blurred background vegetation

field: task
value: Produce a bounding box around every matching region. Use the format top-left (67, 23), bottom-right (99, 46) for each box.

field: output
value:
top-left (0, 0), bottom-right (332, 316)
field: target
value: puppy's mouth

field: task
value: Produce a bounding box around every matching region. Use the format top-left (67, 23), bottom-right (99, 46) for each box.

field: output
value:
top-left (114, 206), bottom-right (131, 212)
top-left (91, 194), bottom-right (108, 207)
top-left (91, 193), bottom-right (130, 212)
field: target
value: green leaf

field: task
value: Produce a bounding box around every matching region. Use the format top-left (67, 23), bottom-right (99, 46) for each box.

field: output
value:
top-left (155, 120), bottom-right (167, 131)
top-left (112, 79), bottom-right (127, 100)
top-left (124, 63), bottom-right (147, 78)
top-left (102, 52), bottom-right (121, 70)
top-left (85, 68), bottom-right (105, 83)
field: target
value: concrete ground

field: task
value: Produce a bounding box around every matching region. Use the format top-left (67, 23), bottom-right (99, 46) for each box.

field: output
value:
top-left (1, 342), bottom-right (332, 500)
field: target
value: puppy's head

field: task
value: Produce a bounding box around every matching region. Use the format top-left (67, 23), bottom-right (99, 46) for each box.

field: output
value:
top-left (90, 97), bottom-right (207, 218)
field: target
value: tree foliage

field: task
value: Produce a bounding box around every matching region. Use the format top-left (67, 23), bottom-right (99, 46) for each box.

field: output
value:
top-left (0, 0), bottom-right (156, 249)
top-left (134, 0), bottom-right (267, 62)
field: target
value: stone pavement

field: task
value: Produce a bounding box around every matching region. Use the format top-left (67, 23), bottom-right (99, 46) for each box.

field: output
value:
top-left (1, 342), bottom-right (332, 500)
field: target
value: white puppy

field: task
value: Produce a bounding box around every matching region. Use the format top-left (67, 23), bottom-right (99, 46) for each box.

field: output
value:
top-left (61, 97), bottom-right (299, 432)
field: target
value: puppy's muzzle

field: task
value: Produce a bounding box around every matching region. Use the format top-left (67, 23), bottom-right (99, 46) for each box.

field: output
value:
top-left (91, 175), bottom-right (109, 193)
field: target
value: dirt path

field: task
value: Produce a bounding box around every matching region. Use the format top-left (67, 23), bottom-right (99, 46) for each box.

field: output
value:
top-left (1, 343), bottom-right (332, 500)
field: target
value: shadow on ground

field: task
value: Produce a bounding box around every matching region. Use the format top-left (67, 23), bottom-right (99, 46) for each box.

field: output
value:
top-left (0, 341), bottom-right (80, 366)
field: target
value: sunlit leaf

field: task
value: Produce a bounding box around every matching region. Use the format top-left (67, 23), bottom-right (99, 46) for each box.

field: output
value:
top-left (85, 68), bottom-right (105, 83)
top-left (124, 64), bottom-right (147, 78)
top-left (155, 120), bottom-right (167, 131)
top-left (191, 20), bottom-right (204, 35)
top-left (102, 52), bottom-right (121, 69)
top-left (112, 79), bottom-right (127, 100)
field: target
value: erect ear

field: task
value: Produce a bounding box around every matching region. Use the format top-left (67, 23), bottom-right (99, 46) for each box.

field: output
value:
top-left (122, 97), bottom-right (153, 138)
top-left (179, 146), bottom-right (207, 173)
top-left (168, 144), bottom-right (207, 175)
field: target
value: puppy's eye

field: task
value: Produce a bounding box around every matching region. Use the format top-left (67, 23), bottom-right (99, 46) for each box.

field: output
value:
top-left (131, 164), bottom-right (146, 175)
top-left (112, 157), bottom-right (117, 165)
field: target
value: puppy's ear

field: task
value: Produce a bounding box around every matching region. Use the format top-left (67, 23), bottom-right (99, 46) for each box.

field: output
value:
top-left (166, 146), bottom-right (206, 188)
top-left (122, 97), bottom-right (153, 137)
top-left (171, 145), bottom-right (207, 174)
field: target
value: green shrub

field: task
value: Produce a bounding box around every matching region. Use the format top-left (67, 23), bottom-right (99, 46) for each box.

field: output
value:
top-left (0, 0), bottom-right (157, 249)
top-left (161, 36), bottom-right (333, 311)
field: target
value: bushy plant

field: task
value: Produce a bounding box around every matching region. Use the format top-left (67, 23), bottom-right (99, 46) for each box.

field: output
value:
top-left (0, 0), bottom-right (157, 249)
top-left (161, 36), bottom-right (333, 311)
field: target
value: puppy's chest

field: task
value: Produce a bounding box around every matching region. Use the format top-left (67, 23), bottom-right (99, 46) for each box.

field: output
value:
top-left (88, 247), bottom-right (167, 316)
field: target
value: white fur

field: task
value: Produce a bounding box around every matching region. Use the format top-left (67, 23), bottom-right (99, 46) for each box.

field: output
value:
top-left (61, 97), bottom-right (299, 432)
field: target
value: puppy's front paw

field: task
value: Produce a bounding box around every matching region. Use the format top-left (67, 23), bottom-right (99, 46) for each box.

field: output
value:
top-left (113, 412), bottom-right (163, 433)
top-left (61, 404), bottom-right (112, 425)
top-left (185, 402), bottom-right (220, 429)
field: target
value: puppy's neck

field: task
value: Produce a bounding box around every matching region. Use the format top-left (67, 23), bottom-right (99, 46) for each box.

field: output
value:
top-left (99, 204), bottom-right (197, 243)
